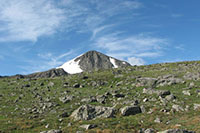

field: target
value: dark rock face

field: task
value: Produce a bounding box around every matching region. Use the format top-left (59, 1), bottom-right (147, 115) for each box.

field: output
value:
top-left (26, 68), bottom-right (68, 78)
top-left (75, 51), bottom-right (131, 71)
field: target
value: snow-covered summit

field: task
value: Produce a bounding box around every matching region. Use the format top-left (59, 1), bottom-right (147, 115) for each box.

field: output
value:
top-left (58, 50), bottom-right (131, 74)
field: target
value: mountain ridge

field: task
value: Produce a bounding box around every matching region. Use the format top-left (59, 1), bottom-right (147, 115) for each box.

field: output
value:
top-left (58, 50), bottom-right (131, 74)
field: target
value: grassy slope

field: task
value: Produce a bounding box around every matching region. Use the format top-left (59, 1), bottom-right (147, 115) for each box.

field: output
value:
top-left (0, 61), bottom-right (200, 132)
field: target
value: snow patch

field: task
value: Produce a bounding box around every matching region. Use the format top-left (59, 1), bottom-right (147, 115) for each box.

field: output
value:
top-left (122, 62), bottom-right (126, 64)
top-left (58, 58), bottom-right (83, 74)
top-left (109, 57), bottom-right (118, 68)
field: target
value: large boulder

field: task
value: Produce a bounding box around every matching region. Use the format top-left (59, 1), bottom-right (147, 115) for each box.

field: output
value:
top-left (136, 77), bottom-right (157, 87)
top-left (120, 106), bottom-right (142, 116)
top-left (70, 105), bottom-right (115, 121)
top-left (143, 88), bottom-right (171, 98)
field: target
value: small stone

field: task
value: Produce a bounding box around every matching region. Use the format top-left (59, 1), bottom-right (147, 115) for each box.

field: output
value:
top-left (143, 98), bottom-right (149, 102)
top-left (194, 103), bottom-right (200, 110)
top-left (40, 129), bottom-right (62, 133)
top-left (73, 83), bottom-right (80, 88)
top-left (80, 124), bottom-right (97, 130)
top-left (182, 90), bottom-right (191, 96)
top-left (172, 104), bottom-right (184, 112)
top-left (154, 118), bottom-right (161, 123)
top-left (144, 128), bottom-right (155, 133)
top-left (45, 124), bottom-right (49, 128)
top-left (165, 94), bottom-right (176, 101)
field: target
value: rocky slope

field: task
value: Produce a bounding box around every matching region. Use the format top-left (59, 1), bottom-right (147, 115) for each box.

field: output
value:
top-left (58, 50), bottom-right (131, 74)
top-left (25, 68), bottom-right (68, 78)
top-left (0, 61), bottom-right (200, 132)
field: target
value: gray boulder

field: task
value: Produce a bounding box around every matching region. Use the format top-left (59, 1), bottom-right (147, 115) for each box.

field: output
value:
top-left (182, 90), bottom-right (191, 96)
top-left (59, 95), bottom-right (74, 103)
top-left (136, 77), bottom-right (157, 87)
top-left (172, 104), bottom-right (184, 112)
top-left (70, 105), bottom-right (115, 121)
top-left (194, 103), bottom-right (200, 110)
top-left (120, 106), bottom-right (142, 116)
top-left (165, 94), bottom-right (176, 101)
top-left (143, 88), bottom-right (170, 98)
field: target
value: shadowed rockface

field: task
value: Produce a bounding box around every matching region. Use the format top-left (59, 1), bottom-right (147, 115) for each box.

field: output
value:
top-left (75, 50), bottom-right (131, 71)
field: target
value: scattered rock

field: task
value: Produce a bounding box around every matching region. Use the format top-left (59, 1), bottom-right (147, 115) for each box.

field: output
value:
top-left (154, 117), bottom-right (161, 123)
top-left (73, 83), bottom-right (80, 88)
top-left (158, 129), bottom-right (195, 133)
top-left (40, 129), bottom-right (62, 133)
top-left (136, 77), bottom-right (157, 87)
top-left (59, 112), bottom-right (69, 118)
top-left (182, 90), bottom-right (191, 96)
top-left (120, 106), bottom-right (142, 116)
top-left (116, 81), bottom-right (123, 86)
top-left (96, 95), bottom-right (107, 104)
top-left (183, 72), bottom-right (200, 81)
top-left (143, 98), bottom-right (149, 102)
top-left (143, 88), bottom-right (170, 98)
top-left (112, 93), bottom-right (125, 98)
top-left (81, 97), bottom-right (97, 103)
top-left (70, 105), bottom-right (115, 121)
top-left (172, 104), bottom-right (184, 112)
top-left (144, 128), bottom-right (155, 133)
top-left (48, 82), bottom-right (54, 87)
top-left (165, 94), bottom-right (176, 101)
top-left (59, 96), bottom-right (74, 103)
top-left (194, 103), bottom-right (200, 110)
top-left (80, 124), bottom-right (97, 130)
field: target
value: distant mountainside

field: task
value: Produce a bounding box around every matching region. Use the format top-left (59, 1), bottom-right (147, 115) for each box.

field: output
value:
top-left (58, 50), bottom-right (131, 74)
top-left (25, 68), bottom-right (68, 78)
top-left (22, 50), bottom-right (130, 78)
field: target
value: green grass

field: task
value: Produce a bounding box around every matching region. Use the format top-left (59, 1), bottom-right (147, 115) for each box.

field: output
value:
top-left (1, 61), bottom-right (200, 132)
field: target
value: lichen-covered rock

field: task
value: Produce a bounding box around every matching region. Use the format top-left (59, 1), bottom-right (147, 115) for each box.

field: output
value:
top-left (120, 106), bottom-right (142, 116)
top-left (70, 105), bottom-right (115, 121)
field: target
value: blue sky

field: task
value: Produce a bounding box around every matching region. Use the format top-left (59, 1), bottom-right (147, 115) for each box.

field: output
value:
top-left (0, 0), bottom-right (200, 75)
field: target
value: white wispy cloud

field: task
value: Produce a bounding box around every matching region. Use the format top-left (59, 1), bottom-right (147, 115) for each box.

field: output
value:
top-left (95, 32), bottom-right (168, 53)
top-left (0, 0), bottom-right (143, 42)
top-left (136, 52), bottom-right (163, 57)
top-left (93, 32), bottom-right (168, 65)
top-left (90, 24), bottom-right (115, 40)
top-left (21, 50), bottom-right (75, 74)
top-left (127, 57), bottom-right (145, 66)
top-left (0, 0), bottom-right (67, 42)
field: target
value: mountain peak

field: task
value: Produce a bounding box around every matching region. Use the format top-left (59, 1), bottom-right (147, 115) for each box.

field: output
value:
top-left (58, 50), bottom-right (131, 74)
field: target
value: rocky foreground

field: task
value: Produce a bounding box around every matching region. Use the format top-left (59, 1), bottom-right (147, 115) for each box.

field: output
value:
top-left (0, 61), bottom-right (200, 132)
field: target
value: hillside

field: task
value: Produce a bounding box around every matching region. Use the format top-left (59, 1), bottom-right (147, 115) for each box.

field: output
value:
top-left (0, 61), bottom-right (200, 132)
